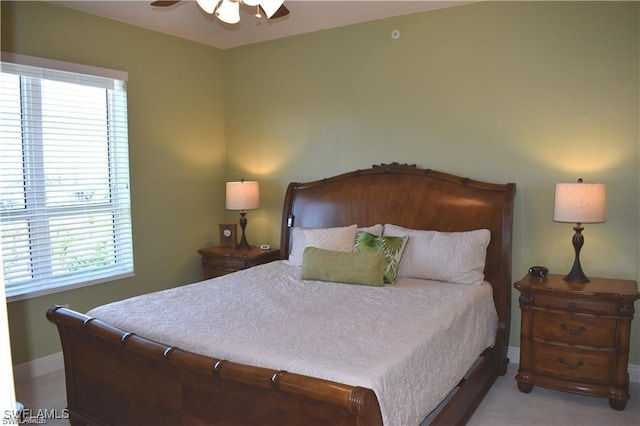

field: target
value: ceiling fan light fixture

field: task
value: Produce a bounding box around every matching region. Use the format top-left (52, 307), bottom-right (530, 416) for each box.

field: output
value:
top-left (216, 0), bottom-right (240, 24)
top-left (259, 0), bottom-right (284, 18)
top-left (157, 0), bottom-right (287, 24)
top-left (196, 0), bottom-right (219, 14)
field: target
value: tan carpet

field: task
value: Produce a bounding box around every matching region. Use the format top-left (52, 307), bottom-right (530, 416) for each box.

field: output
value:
top-left (468, 363), bottom-right (639, 426)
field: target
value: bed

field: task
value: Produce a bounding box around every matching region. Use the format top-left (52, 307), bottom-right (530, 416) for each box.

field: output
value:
top-left (47, 163), bottom-right (516, 425)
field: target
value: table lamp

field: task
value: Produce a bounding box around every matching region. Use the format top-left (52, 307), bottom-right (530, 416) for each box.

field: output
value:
top-left (226, 179), bottom-right (260, 250)
top-left (553, 179), bottom-right (606, 283)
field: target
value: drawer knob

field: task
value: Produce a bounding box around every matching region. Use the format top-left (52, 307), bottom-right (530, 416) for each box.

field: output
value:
top-left (560, 323), bottom-right (586, 336)
top-left (559, 357), bottom-right (584, 370)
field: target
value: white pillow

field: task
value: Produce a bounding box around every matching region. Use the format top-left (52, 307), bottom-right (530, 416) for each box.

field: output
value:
top-left (382, 224), bottom-right (491, 285)
top-left (287, 227), bottom-right (307, 266)
top-left (358, 224), bottom-right (383, 236)
top-left (287, 224), bottom-right (358, 266)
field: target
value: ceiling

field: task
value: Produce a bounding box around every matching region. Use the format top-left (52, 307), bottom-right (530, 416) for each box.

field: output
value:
top-left (49, 1), bottom-right (469, 49)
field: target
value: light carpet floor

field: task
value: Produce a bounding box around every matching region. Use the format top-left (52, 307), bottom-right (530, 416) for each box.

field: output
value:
top-left (14, 362), bottom-right (639, 425)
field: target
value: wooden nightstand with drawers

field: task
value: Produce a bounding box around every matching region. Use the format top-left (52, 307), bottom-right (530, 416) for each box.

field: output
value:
top-left (515, 274), bottom-right (639, 410)
top-left (197, 246), bottom-right (280, 279)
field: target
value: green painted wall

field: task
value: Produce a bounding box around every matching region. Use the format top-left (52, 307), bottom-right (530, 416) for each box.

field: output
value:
top-left (1, 1), bottom-right (227, 364)
top-left (224, 1), bottom-right (640, 363)
top-left (2, 1), bottom-right (639, 367)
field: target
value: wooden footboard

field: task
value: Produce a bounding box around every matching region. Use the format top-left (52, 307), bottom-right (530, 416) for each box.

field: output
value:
top-left (48, 303), bottom-right (505, 426)
top-left (47, 306), bottom-right (383, 426)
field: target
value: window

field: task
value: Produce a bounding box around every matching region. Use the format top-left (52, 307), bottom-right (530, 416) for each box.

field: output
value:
top-left (0, 54), bottom-right (133, 300)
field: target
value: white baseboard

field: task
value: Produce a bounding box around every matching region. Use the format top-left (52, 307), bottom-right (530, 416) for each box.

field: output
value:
top-left (12, 352), bottom-right (63, 382)
top-left (507, 346), bottom-right (640, 384)
top-left (12, 348), bottom-right (640, 384)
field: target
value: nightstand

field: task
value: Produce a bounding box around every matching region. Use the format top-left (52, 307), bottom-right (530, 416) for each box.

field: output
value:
top-left (515, 274), bottom-right (639, 410)
top-left (197, 246), bottom-right (280, 279)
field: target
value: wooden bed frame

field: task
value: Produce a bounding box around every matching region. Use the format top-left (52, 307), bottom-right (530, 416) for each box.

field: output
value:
top-left (47, 163), bottom-right (516, 425)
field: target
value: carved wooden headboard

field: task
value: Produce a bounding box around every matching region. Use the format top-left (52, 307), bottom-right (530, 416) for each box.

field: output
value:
top-left (280, 163), bottom-right (516, 362)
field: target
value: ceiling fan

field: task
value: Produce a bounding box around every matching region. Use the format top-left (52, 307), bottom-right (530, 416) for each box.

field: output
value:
top-left (151, 0), bottom-right (290, 25)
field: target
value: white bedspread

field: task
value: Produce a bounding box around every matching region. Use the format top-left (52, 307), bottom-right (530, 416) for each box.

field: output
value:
top-left (88, 261), bottom-right (497, 426)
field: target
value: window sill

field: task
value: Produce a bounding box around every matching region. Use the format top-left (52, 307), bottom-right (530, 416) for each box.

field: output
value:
top-left (6, 272), bottom-right (135, 303)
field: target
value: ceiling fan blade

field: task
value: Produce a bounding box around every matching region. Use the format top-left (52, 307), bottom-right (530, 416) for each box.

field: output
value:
top-left (269, 4), bottom-right (289, 19)
top-left (266, 4), bottom-right (289, 20)
top-left (151, 1), bottom-right (181, 7)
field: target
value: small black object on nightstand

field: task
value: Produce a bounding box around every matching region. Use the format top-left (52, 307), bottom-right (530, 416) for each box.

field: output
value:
top-left (528, 266), bottom-right (548, 278)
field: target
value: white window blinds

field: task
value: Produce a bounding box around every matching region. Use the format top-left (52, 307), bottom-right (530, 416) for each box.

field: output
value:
top-left (0, 55), bottom-right (134, 300)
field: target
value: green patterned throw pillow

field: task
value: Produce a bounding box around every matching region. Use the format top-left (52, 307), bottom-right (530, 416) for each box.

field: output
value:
top-left (353, 231), bottom-right (408, 284)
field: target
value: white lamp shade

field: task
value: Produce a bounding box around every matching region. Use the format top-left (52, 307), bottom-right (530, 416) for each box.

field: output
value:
top-left (243, 0), bottom-right (260, 6)
top-left (259, 0), bottom-right (284, 18)
top-left (226, 180), bottom-right (260, 211)
top-left (216, 0), bottom-right (240, 24)
top-left (553, 182), bottom-right (606, 223)
top-left (196, 0), bottom-right (219, 14)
